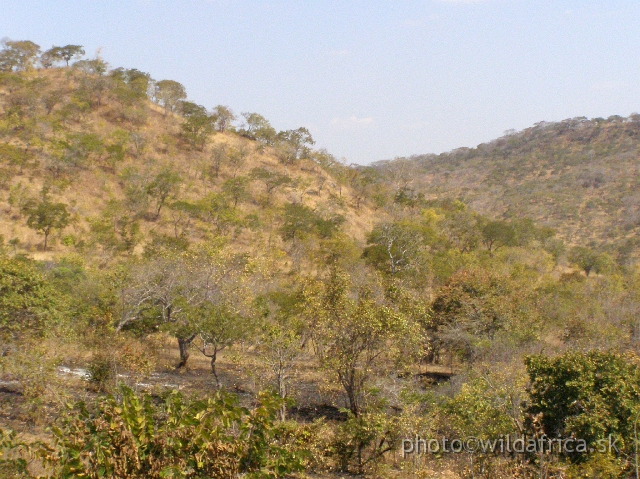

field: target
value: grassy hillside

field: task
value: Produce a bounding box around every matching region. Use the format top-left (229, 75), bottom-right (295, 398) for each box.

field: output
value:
top-left (375, 116), bottom-right (640, 262)
top-left (0, 66), bottom-right (378, 265)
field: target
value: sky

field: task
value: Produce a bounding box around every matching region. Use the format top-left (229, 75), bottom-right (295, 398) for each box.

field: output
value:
top-left (2, 0), bottom-right (640, 164)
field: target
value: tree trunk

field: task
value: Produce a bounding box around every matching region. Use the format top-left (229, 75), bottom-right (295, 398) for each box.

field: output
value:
top-left (210, 348), bottom-right (219, 387)
top-left (176, 334), bottom-right (196, 369)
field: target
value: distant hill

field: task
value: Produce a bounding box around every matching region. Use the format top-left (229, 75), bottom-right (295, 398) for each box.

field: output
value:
top-left (374, 116), bottom-right (640, 262)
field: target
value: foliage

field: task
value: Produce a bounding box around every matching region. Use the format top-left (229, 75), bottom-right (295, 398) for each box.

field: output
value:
top-left (304, 266), bottom-right (418, 416)
top-left (525, 350), bottom-right (640, 465)
top-left (280, 203), bottom-right (343, 241)
top-left (0, 256), bottom-right (64, 343)
top-left (154, 79), bottom-right (186, 113)
top-left (40, 386), bottom-right (306, 479)
top-left (0, 40), bottom-right (41, 72)
top-left (42, 44), bottom-right (85, 67)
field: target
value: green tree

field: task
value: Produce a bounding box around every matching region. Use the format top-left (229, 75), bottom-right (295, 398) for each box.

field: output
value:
top-left (0, 257), bottom-right (63, 345)
top-left (481, 219), bottom-right (517, 253)
top-left (0, 40), bottom-right (40, 72)
top-left (193, 302), bottom-right (252, 386)
top-left (280, 203), bottom-right (342, 242)
top-left (304, 267), bottom-right (413, 416)
top-left (180, 101), bottom-right (212, 150)
top-left (209, 143), bottom-right (228, 179)
top-left (363, 222), bottom-right (423, 275)
top-left (42, 44), bottom-right (84, 67)
top-left (222, 176), bottom-right (250, 206)
top-left (21, 195), bottom-right (71, 250)
top-left (240, 112), bottom-right (277, 145)
top-left (277, 127), bottom-right (315, 162)
top-left (211, 105), bottom-right (236, 132)
top-left (429, 269), bottom-right (534, 363)
top-left (568, 246), bottom-right (600, 276)
top-left (250, 167), bottom-right (292, 195)
top-left (146, 168), bottom-right (182, 219)
top-left (525, 350), bottom-right (640, 465)
top-left (154, 79), bottom-right (186, 114)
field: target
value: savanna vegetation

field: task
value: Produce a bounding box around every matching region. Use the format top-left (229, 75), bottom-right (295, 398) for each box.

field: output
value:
top-left (2, 39), bottom-right (640, 478)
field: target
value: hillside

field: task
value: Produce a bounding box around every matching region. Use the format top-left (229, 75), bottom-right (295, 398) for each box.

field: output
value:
top-left (0, 66), bottom-right (379, 265)
top-left (374, 116), bottom-right (640, 262)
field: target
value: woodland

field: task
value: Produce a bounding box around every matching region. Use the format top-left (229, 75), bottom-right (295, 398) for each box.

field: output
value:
top-left (1, 39), bottom-right (640, 478)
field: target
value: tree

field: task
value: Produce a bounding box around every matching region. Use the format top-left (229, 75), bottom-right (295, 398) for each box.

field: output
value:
top-left (180, 101), bottom-right (212, 150)
top-left (209, 143), bottom-right (228, 179)
top-left (250, 167), bottom-right (292, 195)
top-left (228, 144), bottom-right (250, 178)
top-left (481, 220), bottom-right (516, 253)
top-left (240, 112), bottom-right (277, 145)
top-left (568, 246), bottom-right (600, 276)
top-left (347, 167), bottom-right (378, 210)
top-left (211, 105), bottom-right (236, 132)
top-left (21, 194), bottom-right (71, 250)
top-left (222, 176), bottom-right (250, 207)
top-left (88, 200), bottom-right (142, 254)
top-left (146, 168), bottom-right (182, 219)
top-left (428, 269), bottom-right (535, 363)
top-left (0, 257), bottom-right (63, 346)
top-left (258, 321), bottom-right (303, 420)
top-left (154, 79), bottom-right (186, 114)
top-left (193, 302), bottom-right (252, 386)
top-left (72, 56), bottom-right (108, 76)
top-left (277, 127), bottom-right (315, 162)
top-left (110, 67), bottom-right (152, 106)
top-left (304, 267), bottom-right (411, 416)
top-left (363, 222), bottom-right (423, 275)
top-left (42, 44), bottom-right (84, 67)
top-left (280, 203), bottom-right (342, 242)
top-left (119, 249), bottom-right (251, 369)
top-left (0, 40), bottom-right (41, 71)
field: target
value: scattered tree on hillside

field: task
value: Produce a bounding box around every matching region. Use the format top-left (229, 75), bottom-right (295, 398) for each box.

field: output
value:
top-left (211, 105), bottom-right (236, 132)
top-left (250, 167), bottom-right (292, 196)
top-left (208, 143), bottom-right (228, 179)
top-left (21, 193), bottom-right (71, 250)
top-left (42, 44), bottom-right (85, 67)
top-left (180, 101), bottom-right (212, 150)
top-left (0, 40), bottom-right (41, 72)
top-left (364, 222), bottom-right (423, 275)
top-left (146, 168), bottom-right (182, 219)
top-left (222, 176), bottom-right (250, 207)
top-left (240, 112), bottom-right (277, 145)
top-left (154, 79), bottom-right (186, 114)
top-left (277, 127), bottom-right (315, 162)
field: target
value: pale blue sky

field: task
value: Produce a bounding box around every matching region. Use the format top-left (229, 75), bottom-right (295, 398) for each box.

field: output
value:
top-left (2, 1), bottom-right (639, 163)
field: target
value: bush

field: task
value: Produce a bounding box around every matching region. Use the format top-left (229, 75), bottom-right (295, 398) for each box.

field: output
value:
top-left (86, 353), bottom-right (115, 389)
top-left (42, 387), bottom-right (306, 479)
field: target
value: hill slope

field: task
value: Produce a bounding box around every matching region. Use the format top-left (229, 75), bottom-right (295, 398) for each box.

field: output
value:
top-left (0, 66), bottom-right (379, 264)
top-left (374, 116), bottom-right (640, 261)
